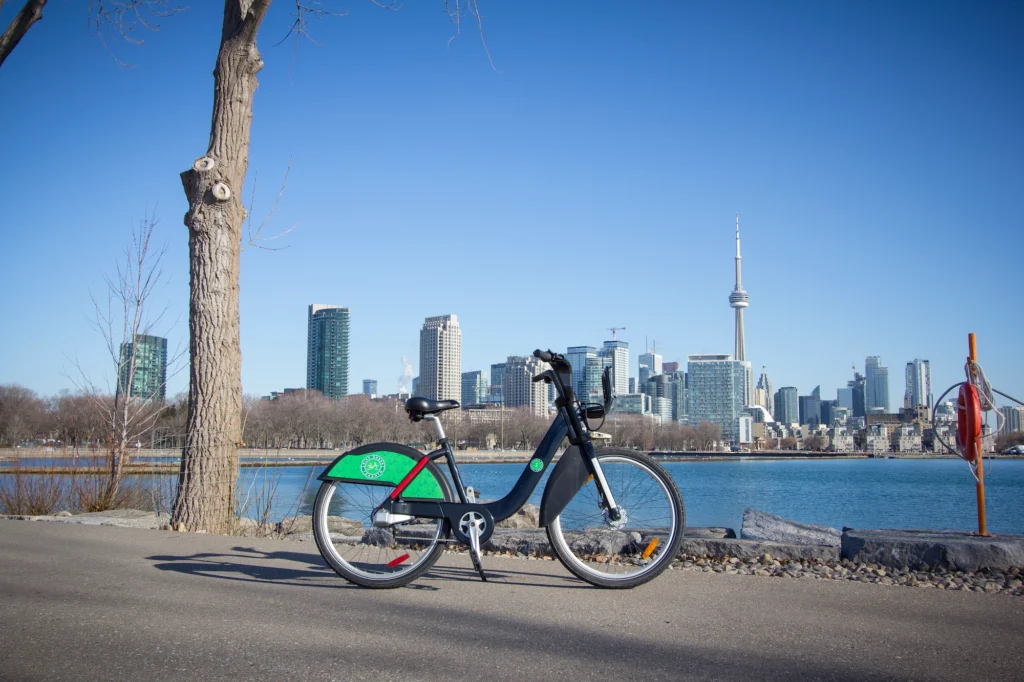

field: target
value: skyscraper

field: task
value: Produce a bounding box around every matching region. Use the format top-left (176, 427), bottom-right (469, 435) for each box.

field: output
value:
top-left (461, 370), bottom-right (486, 405)
top-left (504, 355), bottom-right (548, 416)
top-left (686, 354), bottom-right (751, 444)
top-left (117, 334), bottom-right (168, 401)
top-left (600, 340), bottom-right (629, 395)
top-left (865, 356), bottom-right (890, 414)
top-left (904, 359), bottom-right (933, 413)
top-left (756, 366), bottom-right (774, 415)
top-left (774, 387), bottom-right (799, 424)
top-left (638, 350), bottom-right (662, 389)
top-left (419, 315), bottom-right (462, 402)
top-left (565, 346), bottom-right (597, 397)
top-left (307, 304), bottom-right (350, 399)
top-left (489, 362), bottom-right (506, 404)
top-left (729, 214), bottom-right (749, 363)
top-left (798, 386), bottom-right (821, 426)
top-left (362, 380), bottom-right (377, 397)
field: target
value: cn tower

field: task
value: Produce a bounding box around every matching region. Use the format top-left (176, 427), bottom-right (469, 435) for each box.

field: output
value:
top-left (728, 213), bottom-right (749, 361)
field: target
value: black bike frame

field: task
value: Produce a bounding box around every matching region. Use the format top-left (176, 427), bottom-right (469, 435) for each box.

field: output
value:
top-left (383, 354), bottom-right (613, 537)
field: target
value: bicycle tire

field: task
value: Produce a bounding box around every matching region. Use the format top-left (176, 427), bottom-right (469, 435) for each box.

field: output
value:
top-left (546, 448), bottom-right (684, 588)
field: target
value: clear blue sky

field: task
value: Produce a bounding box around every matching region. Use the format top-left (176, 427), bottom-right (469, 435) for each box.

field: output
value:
top-left (1, 0), bottom-right (1022, 411)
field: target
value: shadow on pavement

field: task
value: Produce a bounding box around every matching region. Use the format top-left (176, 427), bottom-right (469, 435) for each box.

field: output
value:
top-left (147, 545), bottom-right (349, 588)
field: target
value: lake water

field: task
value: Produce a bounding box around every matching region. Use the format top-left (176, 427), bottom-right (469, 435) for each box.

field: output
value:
top-left (245, 458), bottom-right (1024, 535)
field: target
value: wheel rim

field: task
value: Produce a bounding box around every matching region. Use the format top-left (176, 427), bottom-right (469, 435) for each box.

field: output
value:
top-left (316, 480), bottom-right (444, 581)
top-left (550, 455), bottom-right (678, 582)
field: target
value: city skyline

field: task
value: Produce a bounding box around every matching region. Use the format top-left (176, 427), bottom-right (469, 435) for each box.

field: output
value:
top-left (0, 3), bottom-right (1021, 408)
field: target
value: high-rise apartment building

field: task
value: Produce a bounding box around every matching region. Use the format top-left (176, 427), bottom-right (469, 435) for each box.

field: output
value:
top-left (461, 371), bottom-right (487, 405)
top-left (904, 359), bottom-right (933, 413)
top-left (774, 387), bottom-right (799, 424)
top-left (999, 406), bottom-right (1024, 435)
top-left (489, 362), bottom-right (506, 404)
top-left (865, 356), bottom-right (890, 414)
top-left (686, 354), bottom-right (751, 444)
top-left (419, 314), bottom-right (461, 402)
top-left (845, 372), bottom-right (867, 418)
top-left (662, 361), bottom-right (680, 374)
top-left (566, 346), bottom-right (597, 397)
top-left (117, 334), bottom-right (168, 401)
top-left (307, 304), bottom-right (350, 400)
top-left (504, 355), bottom-right (548, 416)
top-left (600, 340), bottom-right (629, 396)
top-left (756, 366), bottom-right (774, 415)
top-left (362, 380), bottom-right (377, 397)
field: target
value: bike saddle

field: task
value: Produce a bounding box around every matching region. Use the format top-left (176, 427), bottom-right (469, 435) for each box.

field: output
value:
top-left (405, 397), bottom-right (460, 420)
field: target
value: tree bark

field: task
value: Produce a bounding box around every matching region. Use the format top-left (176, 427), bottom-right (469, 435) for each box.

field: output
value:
top-left (172, 0), bottom-right (270, 532)
top-left (0, 0), bottom-right (46, 69)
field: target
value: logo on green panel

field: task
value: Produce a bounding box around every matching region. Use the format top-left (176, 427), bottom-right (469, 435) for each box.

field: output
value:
top-left (529, 458), bottom-right (544, 473)
top-left (360, 454), bottom-right (386, 479)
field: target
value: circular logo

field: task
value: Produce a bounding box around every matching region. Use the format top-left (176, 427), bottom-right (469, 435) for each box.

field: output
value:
top-left (529, 458), bottom-right (544, 473)
top-left (360, 454), bottom-right (386, 479)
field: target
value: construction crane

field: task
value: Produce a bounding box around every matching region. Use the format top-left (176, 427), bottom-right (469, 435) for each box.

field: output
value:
top-left (606, 327), bottom-right (626, 340)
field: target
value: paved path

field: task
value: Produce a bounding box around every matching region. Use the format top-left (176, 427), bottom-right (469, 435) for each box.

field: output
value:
top-left (1, 520), bottom-right (1021, 681)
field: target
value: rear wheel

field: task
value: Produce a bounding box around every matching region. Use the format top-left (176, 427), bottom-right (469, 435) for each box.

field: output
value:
top-left (313, 456), bottom-right (452, 589)
top-left (546, 448), bottom-right (684, 588)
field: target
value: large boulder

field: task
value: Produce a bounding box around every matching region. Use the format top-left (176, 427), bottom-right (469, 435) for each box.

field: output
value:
top-left (679, 537), bottom-right (839, 562)
top-left (741, 509), bottom-right (841, 547)
top-left (496, 504), bottom-right (540, 529)
top-left (565, 528), bottom-right (631, 557)
top-left (484, 529), bottom-right (551, 556)
top-left (841, 529), bottom-right (1024, 571)
top-left (684, 527), bottom-right (737, 539)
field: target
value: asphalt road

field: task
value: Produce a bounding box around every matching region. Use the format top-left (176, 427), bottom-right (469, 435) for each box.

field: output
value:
top-left (1, 520), bottom-right (1021, 682)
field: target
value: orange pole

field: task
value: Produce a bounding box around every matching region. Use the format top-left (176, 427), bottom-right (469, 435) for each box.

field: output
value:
top-left (969, 333), bottom-right (989, 536)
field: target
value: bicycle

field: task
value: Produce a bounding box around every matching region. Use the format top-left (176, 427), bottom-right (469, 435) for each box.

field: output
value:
top-left (312, 349), bottom-right (685, 589)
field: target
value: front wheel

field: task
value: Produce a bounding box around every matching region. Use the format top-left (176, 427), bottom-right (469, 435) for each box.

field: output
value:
top-left (546, 448), bottom-right (684, 588)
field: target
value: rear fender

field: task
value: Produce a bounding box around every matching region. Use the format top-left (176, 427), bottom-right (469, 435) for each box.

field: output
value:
top-left (317, 442), bottom-right (445, 500)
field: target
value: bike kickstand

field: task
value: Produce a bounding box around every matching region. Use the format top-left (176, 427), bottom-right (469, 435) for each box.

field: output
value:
top-left (468, 520), bottom-right (487, 582)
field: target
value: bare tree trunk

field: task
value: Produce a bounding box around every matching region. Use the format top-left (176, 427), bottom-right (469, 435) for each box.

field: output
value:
top-left (0, 0), bottom-right (46, 69)
top-left (172, 0), bottom-right (270, 532)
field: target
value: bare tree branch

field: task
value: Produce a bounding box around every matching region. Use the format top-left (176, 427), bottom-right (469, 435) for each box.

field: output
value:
top-left (87, 0), bottom-right (187, 67)
top-left (242, 158), bottom-right (298, 252)
top-left (0, 0), bottom-right (46, 70)
top-left (444, 0), bottom-right (496, 71)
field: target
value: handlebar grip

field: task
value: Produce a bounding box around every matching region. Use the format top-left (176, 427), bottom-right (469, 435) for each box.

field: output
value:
top-left (533, 349), bottom-right (554, 362)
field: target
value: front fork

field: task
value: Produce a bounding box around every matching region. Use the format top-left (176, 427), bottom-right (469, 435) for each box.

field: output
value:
top-left (579, 436), bottom-right (621, 521)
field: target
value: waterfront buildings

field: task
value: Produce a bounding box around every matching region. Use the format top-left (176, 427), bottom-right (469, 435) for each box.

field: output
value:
top-left (865, 356), bottom-right (890, 414)
top-left (904, 359), bottom-right (933, 414)
top-left (686, 354), bottom-right (751, 444)
top-left (756, 366), bottom-right (774, 416)
top-left (774, 387), bottom-right (799, 424)
top-left (117, 334), bottom-right (167, 401)
top-left (581, 355), bottom-right (612, 405)
top-left (565, 346), bottom-right (597, 397)
top-left (307, 304), bottom-right (350, 399)
top-left (600, 340), bottom-right (630, 395)
top-left (489, 362), bottom-right (505, 404)
top-left (362, 380), bottom-right (377, 397)
top-left (799, 386), bottom-right (821, 426)
top-left (638, 350), bottom-right (662, 388)
top-left (461, 370), bottom-right (487, 405)
top-left (504, 355), bottom-right (548, 416)
top-left (1000, 406), bottom-right (1024, 435)
top-left (419, 314), bottom-right (462, 402)
top-left (662, 361), bottom-right (680, 374)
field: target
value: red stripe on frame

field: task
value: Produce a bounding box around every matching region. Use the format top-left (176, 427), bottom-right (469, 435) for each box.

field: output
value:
top-left (389, 456), bottom-right (430, 500)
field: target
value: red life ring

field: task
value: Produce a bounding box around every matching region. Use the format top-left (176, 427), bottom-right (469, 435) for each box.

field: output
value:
top-left (957, 383), bottom-right (982, 463)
